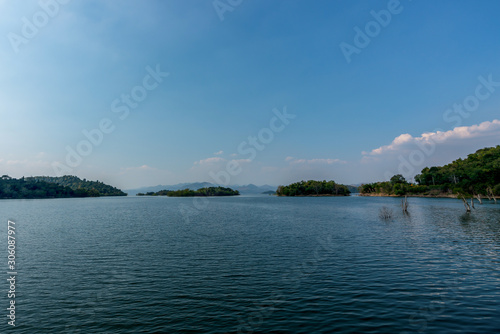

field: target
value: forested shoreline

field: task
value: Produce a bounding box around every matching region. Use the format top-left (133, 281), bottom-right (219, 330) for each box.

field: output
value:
top-left (3, 146), bottom-right (498, 200)
top-left (360, 146), bottom-right (500, 198)
top-left (0, 175), bottom-right (126, 199)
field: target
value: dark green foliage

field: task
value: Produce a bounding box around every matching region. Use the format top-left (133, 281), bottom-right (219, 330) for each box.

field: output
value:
top-left (414, 146), bottom-right (500, 196)
top-left (361, 183), bottom-right (376, 194)
top-left (167, 189), bottom-right (196, 197)
top-left (0, 175), bottom-right (97, 199)
top-left (494, 184), bottom-right (500, 196)
top-left (136, 192), bottom-right (158, 196)
top-left (26, 175), bottom-right (127, 197)
top-left (361, 174), bottom-right (410, 196)
top-left (140, 187), bottom-right (240, 197)
top-left (360, 180), bottom-right (410, 196)
top-left (361, 146), bottom-right (500, 197)
top-left (0, 175), bottom-right (126, 199)
top-left (390, 174), bottom-right (407, 185)
top-left (276, 180), bottom-right (350, 196)
top-left (154, 190), bottom-right (173, 196)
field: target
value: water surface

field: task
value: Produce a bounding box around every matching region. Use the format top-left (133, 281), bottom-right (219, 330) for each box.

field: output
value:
top-left (0, 196), bottom-right (499, 333)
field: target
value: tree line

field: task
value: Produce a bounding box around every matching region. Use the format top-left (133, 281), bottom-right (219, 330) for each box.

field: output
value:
top-left (137, 187), bottom-right (240, 197)
top-left (27, 175), bottom-right (127, 197)
top-left (0, 175), bottom-right (126, 199)
top-left (276, 180), bottom-right (351, 196)
top-left (360, 146), bottom-right (500, 197)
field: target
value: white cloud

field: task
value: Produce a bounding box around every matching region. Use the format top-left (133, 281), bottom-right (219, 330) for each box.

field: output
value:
top-left (0, 155), bottom-right (53, 177)
top-left (121, 164), bottom-right (154, 171)
top-left (285, 157), bottom-right (346, 165)
top-left (194, 157), bottom-right (226, 165)
top-left (214, 150), bottom-right (224, 155)
top-left (232, 159), bottom-right (251, 164)
top-left (359, 119), bottom-right (500, 182)
top-left (308, 159), bottom-right (345, 164)
top-left (364, 119), bottom-right (500, 158)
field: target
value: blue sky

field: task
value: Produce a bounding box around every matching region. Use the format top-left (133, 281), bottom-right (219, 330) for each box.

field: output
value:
top-left (1, 0), bottom-right (499, 189)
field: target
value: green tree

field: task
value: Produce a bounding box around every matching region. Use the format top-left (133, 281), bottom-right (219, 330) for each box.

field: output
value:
top-left (390, 174), bottom-right (407, 185)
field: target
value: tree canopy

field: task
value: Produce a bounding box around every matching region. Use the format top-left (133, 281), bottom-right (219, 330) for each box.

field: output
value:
top-left (137, 187), bottom-right (240, 197)
top-left (276, 180), bottom-right (350, 196)
top-left (360, 146), bottom-right (500, 197)
top-left (0, 175), bottom-right (121, 199)
top-left (26, 175), bottom-right (127, 197)
top-left (414, 146), bottom-right (500, 196)
top-left (0, 175), bottom-right (127, 199)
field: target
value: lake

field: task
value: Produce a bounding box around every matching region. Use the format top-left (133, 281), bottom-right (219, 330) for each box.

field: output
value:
top-left (0, 195), bottom-right (499, 333)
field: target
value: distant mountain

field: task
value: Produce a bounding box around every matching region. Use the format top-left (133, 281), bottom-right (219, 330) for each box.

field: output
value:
top-left (346, 185), bottom-right (361, 193)
top-left (262, 190), bottom-right (277, 195)
top-left (234, 184), bottom-right (276, 194)
top-left (126, 183), bottom-right (277, 195)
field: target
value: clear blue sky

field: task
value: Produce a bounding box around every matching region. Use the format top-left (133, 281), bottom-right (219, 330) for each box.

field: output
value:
top-left (1, 0), bottom-right (499, 189)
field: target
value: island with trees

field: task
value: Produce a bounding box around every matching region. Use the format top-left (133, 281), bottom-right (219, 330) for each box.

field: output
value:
top-left (360, 146), bottom-right (500, 199)
top-left (276, 180), bottom-right (351, 196)
top-left (137, 186), bottom-right (240, 197)
top-left (0, 175), bottom-right (127, 199)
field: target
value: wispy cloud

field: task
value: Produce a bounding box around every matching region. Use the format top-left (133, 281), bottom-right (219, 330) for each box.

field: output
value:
top-left (117, 164), bottom-right (175, 189)
top-left (0, 158), bottom-right (53, 178)
top-left (214, 150), bottom-right (224, 156)
top-left (121, 164), bottom-right (156, 172)
top-left (285, 157), bottom-right (346, 165)
top-left (194, 157), bottom-right (226, 165)
top-left (191, 156), bottom-right (251, 169)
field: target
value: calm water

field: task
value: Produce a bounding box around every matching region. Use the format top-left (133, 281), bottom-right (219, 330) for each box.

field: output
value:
top-left (0, 195), bottom-right (499, 333)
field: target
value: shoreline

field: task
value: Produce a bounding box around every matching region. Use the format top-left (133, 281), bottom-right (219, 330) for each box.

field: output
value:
top-left (358, 193), bottom-right (500, 199)
top-left (277, 194), bottom-right (350, 197)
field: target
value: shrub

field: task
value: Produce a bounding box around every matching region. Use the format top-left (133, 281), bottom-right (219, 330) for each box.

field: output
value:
top-left (493, 184), bottom-right (500, 196)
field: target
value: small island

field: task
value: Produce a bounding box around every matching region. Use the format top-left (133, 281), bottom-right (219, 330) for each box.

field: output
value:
top-left (137, 186), bottom-right (240, 197)
top-left (276, 180), bottom-right (351, 196)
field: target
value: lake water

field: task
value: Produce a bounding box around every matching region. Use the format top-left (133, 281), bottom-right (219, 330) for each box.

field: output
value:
top-left (0, 195), bottom-right (499, 333)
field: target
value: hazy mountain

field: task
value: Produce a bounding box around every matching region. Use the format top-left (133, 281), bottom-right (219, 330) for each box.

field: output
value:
top-left (126, 183), bottom-right (277, 195)
top-left (347, 185), bottom-right (361, 193)
top-left (233, 184), bottom-right (276, 194)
